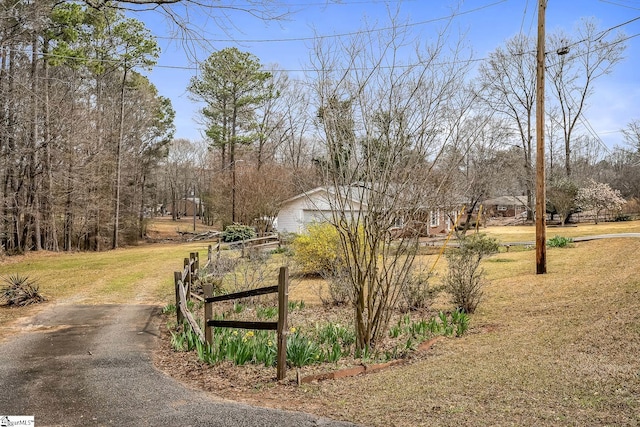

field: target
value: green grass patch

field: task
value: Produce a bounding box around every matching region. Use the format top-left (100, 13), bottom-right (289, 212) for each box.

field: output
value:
top-left (0, 242), bottom-right (209, 306)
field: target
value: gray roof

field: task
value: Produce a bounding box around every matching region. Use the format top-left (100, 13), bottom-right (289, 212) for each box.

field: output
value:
top-left (482, 196), bottom-right (528, 206)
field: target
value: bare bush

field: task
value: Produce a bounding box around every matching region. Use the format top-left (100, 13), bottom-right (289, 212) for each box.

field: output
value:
top-left (205, 256), bottom-right (239, 278)
top-left (319, 266), bottom-right (353, 306)
top-left (400, 273), bottom-right (434, 312)
top-left (443, 234), bottom-right (498, 313)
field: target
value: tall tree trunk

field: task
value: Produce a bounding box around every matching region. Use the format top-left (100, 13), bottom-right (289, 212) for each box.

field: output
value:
top-left (63, 97), bottom-right (75, 251)
top-left (112, 67), bottom-right (128, 249)
top-left (92, 75), bottom-right (103, 251)
top-left (0, 45), bottom-right (8, 252)
top-left (564, 136), bottom-right (572, 178)
top-left (6, 47), bottom-right (19, 251)
top-left (139, 173), bottom-right (146, 238)
top-left (64, 176), bottom-right (73, 251)
top-left (29, 33), bottom-right (42, 251)
top-left (42, 38), bottom-right (58, 251)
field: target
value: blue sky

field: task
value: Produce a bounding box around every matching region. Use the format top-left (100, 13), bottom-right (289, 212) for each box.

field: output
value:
top-left (133, 0), bottom-right (640, 149)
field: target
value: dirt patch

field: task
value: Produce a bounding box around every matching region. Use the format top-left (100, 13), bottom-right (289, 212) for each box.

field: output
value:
top-left (0, 304), bottom-right (49, 343)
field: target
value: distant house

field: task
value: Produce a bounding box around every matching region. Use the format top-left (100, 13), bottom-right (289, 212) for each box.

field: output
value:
top-left (276, 186), bottom-right (367, 234)
top-left (168, 197), bottom-right (201, 217)
top-left (276, 185), bottom-right (459, 237)
top-left (424, 207), bottom-right (460, 235)
top-left (482, 196), bottom-right (528, 218)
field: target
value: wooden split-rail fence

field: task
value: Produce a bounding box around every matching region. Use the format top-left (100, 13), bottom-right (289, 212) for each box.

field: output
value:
top-left (173, 241), bottom-right (289, 380)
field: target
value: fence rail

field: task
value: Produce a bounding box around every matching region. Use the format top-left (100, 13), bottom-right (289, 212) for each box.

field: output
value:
top-left (173, 246), bottom-right (289, 380)
top-left (207, 234), bottom-right (280, 259)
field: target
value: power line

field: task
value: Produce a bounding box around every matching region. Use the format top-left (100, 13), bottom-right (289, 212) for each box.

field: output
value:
top-left (547, 15), bottom-right (640, 57)
top-left (545, 31), bottom-right (640, 69)
top-left (599, 0), bottom-right (640, 11)
top-left (7, 6), bottom-right (639, 75)
top-left (152, 0), bottom-right (508, 44)
top-left (519, 0), bottom-right (530, 36)
top-left (15, 27), bottom-right (638, 75)
top-left (277, 0), bottom-right (420, 6)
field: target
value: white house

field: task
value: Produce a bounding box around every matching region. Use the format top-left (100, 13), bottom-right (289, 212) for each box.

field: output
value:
top-left (277, 185), bottom-right (464, 236)
top-left (276, 186), bottom-right (367, 234)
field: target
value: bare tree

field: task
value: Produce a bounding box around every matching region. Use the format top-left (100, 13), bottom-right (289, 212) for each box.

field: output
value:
top-left (547, 18), bottom-right (626, 177)
top-left (163, 138), bottom-right (197, 221)
top-left (109, 17), bottom-right (160, 248)
top-left (622, 119), bottom-right (640, 153)
top-left (547, 177), bottom-right (578, 225)
top-left (310, 14), bottom-right (475, 350)
top-left (276, 78), bottom-right (318, 173)
top-left (81, 0), bottom-right (292, 66)
top-left (435, 112), bottom-right (514, 234)
top-left (251, 66), bottom-right (289, 170)
top-left (234, 162), bottom-right (296, 231)
top-left (476, 34), bottom-right (537, 221)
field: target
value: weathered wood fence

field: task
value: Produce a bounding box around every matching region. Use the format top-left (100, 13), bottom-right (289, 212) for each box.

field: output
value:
top-left (174, 251), bottom-right (203, 338)
top-left (204, 267), bottom-right (288, 380)
top-left (173, 244), bottom-right (289, 380)
top-left (209, 233), bottom-right (280, 259)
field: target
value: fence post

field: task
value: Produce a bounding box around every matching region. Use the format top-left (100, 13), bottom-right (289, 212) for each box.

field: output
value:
top-left (277, 266), bottom-right (289, 381)
top-left (203, 283), bottom-right (213, 345)
top-left (208, 245), bottom-right (212, 265)
top-left (190, 251), bottom-right (198, 283)
top-left (174, 271), bottom-right (184, 324)
top-left (217, 238), bottom-right (221, 259)
top-left (241, 238), bottom-right (246, 258)
top-left (184, 257), bottom-right (191, 301)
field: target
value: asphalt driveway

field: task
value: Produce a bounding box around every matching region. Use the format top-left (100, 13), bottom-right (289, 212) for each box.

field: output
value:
top-left (0, 304), bottom-right (359, 427)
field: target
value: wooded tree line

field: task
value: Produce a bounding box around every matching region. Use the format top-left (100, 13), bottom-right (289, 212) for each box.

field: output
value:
top-left (2, 1), bottom-right (639, 257)
top-left (180, 15), bottom-right (637, 235)
top-left (0, 1), bottom-right (174, 253)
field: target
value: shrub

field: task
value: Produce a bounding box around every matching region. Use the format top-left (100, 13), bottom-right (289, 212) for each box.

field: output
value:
top-left (222, 224), bottom-right (256, 242)
top-left (319, 266), bottom-right (353, 306)
top-left (292, 222), bottom-right (343, 275)
top-left (547, 235), bottom-right (574, 248)
top-left (205, 256), bottom-right (238, 277)
top-left (614, 213), bottom-right (631, 222)
top-left (400, 273), bottom-right (434, 312)
top-left (443, 234), bottom-right (498, 313)
top-left (1, 274), bottom-right (46, 306)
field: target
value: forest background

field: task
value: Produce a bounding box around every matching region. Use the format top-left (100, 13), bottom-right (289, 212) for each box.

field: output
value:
top-left (1, 0), bottom-right (640, 255)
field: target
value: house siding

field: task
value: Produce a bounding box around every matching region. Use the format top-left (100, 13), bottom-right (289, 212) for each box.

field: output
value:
top-left (277, 202), bottom-right (304, 234)
top-left (276, 187), bottom-right (364, 234)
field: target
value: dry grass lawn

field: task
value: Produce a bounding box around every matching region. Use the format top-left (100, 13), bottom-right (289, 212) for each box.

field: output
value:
top-left (271, 237), bottom-right (640, 426)
top-left (482, 220), bottom-right (640, 242)
top-left (1, 220), bottom-right (639, 426)
top-left (0, 241), bottom-right (206, 340)
top-left (173, 233), bottom-right (639, 427)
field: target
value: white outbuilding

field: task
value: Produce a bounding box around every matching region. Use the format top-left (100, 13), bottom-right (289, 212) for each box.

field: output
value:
top-left (276, 186), bottom-right (367, 234)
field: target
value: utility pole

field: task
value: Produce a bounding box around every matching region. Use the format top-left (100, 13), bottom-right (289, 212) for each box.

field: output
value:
top-left (536, 0), bottom-right (547, 274)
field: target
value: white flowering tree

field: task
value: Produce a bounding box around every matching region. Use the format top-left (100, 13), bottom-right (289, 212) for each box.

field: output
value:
top-left (576, 180), bottom-right (626, 224)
